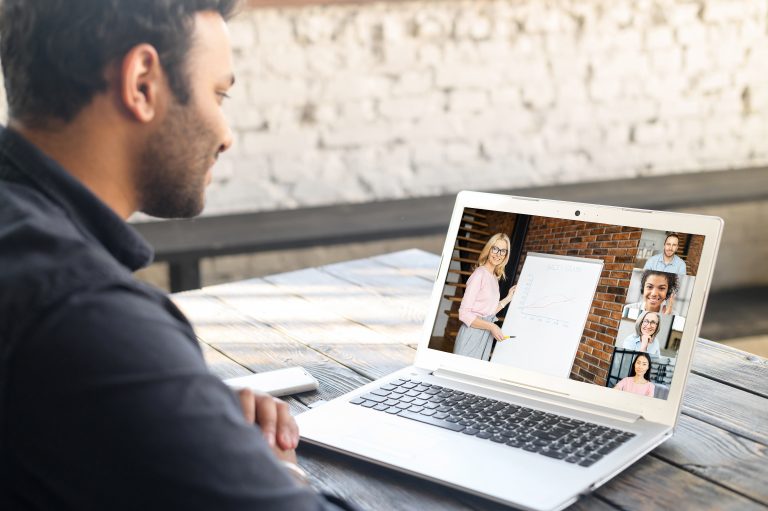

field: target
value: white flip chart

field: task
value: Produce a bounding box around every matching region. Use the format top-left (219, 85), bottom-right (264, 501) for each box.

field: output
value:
top-left (492, 253), bottom-right (604, 377)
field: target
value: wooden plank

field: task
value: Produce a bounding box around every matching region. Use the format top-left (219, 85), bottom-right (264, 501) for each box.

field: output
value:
top-left (692, 339), bottom-right (768, 398)
top-left (371, 249), bottom-right (440, 282)
top-left (263, 267), bottom-right (424, 344)
top-left (171, 290), bottom-right (247, 324)
top-left (596, 455), bottom-right (765, 511)
top-left (682, 373), bottom-right (768, 446)
top-left (322, 257), bottom-right (434, 295)
top-left (312, 344), bottom-right (416, 381)
top-left (177, 290), bottom-right (375, 405)
top-left (652, 414), bottom-right (768, 504)
top-left (204, 278), bottom-right (394, 345)
top-left (199, 342), bottom-right (251, 379)
top-left (318, 259), bottom-right (433, 334)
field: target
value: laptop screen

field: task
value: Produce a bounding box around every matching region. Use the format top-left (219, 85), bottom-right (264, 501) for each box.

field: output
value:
top-left (428, 207), bottom-right (706, 401)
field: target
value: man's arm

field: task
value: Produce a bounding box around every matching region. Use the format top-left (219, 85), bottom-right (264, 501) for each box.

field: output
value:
top-left (7, 283), bottom-right (340, 510)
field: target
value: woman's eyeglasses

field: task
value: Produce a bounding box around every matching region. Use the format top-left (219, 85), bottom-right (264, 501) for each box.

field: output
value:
top-left (490, 246), bottom-right (508, 256)
top-left (641, 319), bottom-right (659, 327)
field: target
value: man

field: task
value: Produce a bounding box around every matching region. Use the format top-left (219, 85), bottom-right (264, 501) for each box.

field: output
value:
top-left (0, 1), bottom-right (349, 509)
top-left (643, 233), bottom-right (687, 276)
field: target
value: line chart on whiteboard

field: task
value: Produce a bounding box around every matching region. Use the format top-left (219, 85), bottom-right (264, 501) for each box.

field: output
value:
top-left (514, 274), bottom-right (580, 328)
top-left (495, 253), bottom-right (604, 377)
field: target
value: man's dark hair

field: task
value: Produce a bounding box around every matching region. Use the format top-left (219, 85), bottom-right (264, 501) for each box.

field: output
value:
top-left (0, 0), bottom-right (238, 128)
top-left (640, 269), bottom-right (679, 296)
top-left (664, 232), bottom-right (680, 244)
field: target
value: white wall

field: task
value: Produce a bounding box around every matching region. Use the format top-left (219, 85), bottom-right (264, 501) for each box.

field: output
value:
top-left (2, 0), bottom-right (767, 217)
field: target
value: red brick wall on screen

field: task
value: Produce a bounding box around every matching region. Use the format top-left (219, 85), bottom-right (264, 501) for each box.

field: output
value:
top-left (685, 234), bottom-right (705, 275)
top-left (517, 218), bottom-right (642, 386)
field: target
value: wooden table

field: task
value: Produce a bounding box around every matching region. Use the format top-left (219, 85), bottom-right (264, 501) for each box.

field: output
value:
top-left (172, 249), bottom-right (768, 511)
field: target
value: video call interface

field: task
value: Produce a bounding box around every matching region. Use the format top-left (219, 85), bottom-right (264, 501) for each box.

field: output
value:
top-left (428, 208), bottom-right (706, 400)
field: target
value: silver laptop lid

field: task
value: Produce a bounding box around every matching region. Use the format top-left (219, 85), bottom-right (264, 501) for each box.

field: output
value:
top-left (414, 192), bottom-right (723, 427)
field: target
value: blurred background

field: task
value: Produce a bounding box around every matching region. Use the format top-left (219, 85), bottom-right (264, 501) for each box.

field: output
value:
top-left (2, 0), bottom-right (765, 353)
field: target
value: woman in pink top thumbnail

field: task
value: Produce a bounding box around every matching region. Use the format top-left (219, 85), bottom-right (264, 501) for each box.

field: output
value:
top-left (614, 353), bottom-right (655, 397)
top-left (453, 233), bottom-right (516, 361)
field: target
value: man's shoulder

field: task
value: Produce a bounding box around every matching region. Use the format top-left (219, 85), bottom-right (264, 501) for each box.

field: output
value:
top-left (0, 183), bottom-right (137, 329)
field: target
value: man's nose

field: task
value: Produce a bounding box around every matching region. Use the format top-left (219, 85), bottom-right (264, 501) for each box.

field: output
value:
top-left (218, 123), bottom-right (234, 155)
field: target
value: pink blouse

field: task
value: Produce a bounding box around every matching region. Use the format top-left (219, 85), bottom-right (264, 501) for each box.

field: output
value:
top-left (459, 267), bottom-right (500, 327)
top-left (615, 377), bottom-right (655, 397)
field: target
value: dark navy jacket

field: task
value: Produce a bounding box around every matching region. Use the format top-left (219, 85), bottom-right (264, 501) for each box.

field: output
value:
top-left (0, 126), bottom-right (343, 510)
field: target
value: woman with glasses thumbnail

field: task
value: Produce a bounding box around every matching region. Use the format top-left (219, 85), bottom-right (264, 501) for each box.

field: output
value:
top-left (453, 233), bottom-right (516, 361)
top-left (621, 310), bottom-right (662, 356)
top-left (614, 353), bottom-right (655, 397)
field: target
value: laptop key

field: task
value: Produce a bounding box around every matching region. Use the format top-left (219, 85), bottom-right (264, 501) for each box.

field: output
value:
top-left (386, 407), bottom-right (401, 414)
top-left (349, 397), bottom-right (364, 405)
top-left (361, 401), bottom-right (377, 408)
top-left (476, 431), bottom-right (492, 440)
top-left (361, 394), bottom-right (387, 403)
top-left (434, 412), bottom-right (449, 419)
top-left (373, 403), bottom-right (389, 411)
top-left (399, 410), bottom-right (465, 432)
top-left (540, 450), bottom-right (567, 460)
top-left (463, 428), bottom-right (479, 436)
top-left (420, 409), bottom-right (436, 416)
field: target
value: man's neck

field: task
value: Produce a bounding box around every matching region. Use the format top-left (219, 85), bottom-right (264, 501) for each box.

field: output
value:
top-left (663, 253), bottom-right (674, 264)
top-left (10, 117), bottom-right (137, 219)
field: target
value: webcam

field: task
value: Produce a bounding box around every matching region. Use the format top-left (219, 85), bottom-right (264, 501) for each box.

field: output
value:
top-left (575, 210), bottom-right (581, 217)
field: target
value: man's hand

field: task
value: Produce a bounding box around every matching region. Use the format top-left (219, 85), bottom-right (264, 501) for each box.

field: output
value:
top-left (238, 388), bottom-right (299, 462)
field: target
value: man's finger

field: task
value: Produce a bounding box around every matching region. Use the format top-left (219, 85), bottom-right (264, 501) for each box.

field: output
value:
top-left (254, 394), bottom-right (278, 447)
top-left (238, 388), bottom-right (256, 423)
top-left (274, 399), bottom-right (299, 450)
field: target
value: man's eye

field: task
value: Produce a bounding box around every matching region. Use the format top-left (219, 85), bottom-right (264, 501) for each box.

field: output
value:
top-left (217, 92), bottom-right (230, 100)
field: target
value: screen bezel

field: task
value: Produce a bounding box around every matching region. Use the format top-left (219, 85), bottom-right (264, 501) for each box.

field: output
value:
top-left (414, 191), bottom-right (724, 427)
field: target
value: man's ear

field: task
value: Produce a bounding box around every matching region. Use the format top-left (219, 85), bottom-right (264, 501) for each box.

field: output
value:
top-left (120, 44), bottom-right (163, 123)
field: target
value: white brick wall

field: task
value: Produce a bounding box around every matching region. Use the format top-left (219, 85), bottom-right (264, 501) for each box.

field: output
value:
top-left (1, 0), bottom-right (766, 216)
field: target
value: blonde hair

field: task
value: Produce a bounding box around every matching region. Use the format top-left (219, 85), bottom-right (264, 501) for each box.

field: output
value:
top-left (635, 310), bottom-right (661, 339)
top-left (477, 233), bottom-right (511, 280)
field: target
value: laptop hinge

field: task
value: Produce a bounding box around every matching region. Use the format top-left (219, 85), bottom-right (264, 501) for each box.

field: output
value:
top-left (432, 368), bottom-right (642, 423)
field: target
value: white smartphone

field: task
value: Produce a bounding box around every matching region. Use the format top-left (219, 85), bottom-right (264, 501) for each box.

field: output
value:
top-left (224, 367), bottom-right (319, 397)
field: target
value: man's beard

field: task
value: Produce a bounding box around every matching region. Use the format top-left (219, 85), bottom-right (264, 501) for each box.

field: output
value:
top-left (137, 98), bottom-right (216, 219)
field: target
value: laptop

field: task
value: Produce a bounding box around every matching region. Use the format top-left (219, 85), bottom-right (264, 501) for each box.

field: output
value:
top-left (296, 191), bottom-right (723, 510)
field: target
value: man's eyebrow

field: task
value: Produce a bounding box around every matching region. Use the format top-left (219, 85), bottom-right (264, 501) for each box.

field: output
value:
top-left (226, 73), bottom-right (235, 87)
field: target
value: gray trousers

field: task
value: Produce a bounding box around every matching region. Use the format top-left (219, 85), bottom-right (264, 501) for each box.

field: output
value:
top-left (453, 314), bottom-right (496, 361)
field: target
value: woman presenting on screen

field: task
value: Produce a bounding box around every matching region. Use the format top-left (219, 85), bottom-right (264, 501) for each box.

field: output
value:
top-left (453, 233), bottom-right (516, 361)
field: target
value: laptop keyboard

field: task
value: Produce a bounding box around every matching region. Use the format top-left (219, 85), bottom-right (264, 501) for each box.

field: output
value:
top-left (349, 378), bottom-right (635, 467)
